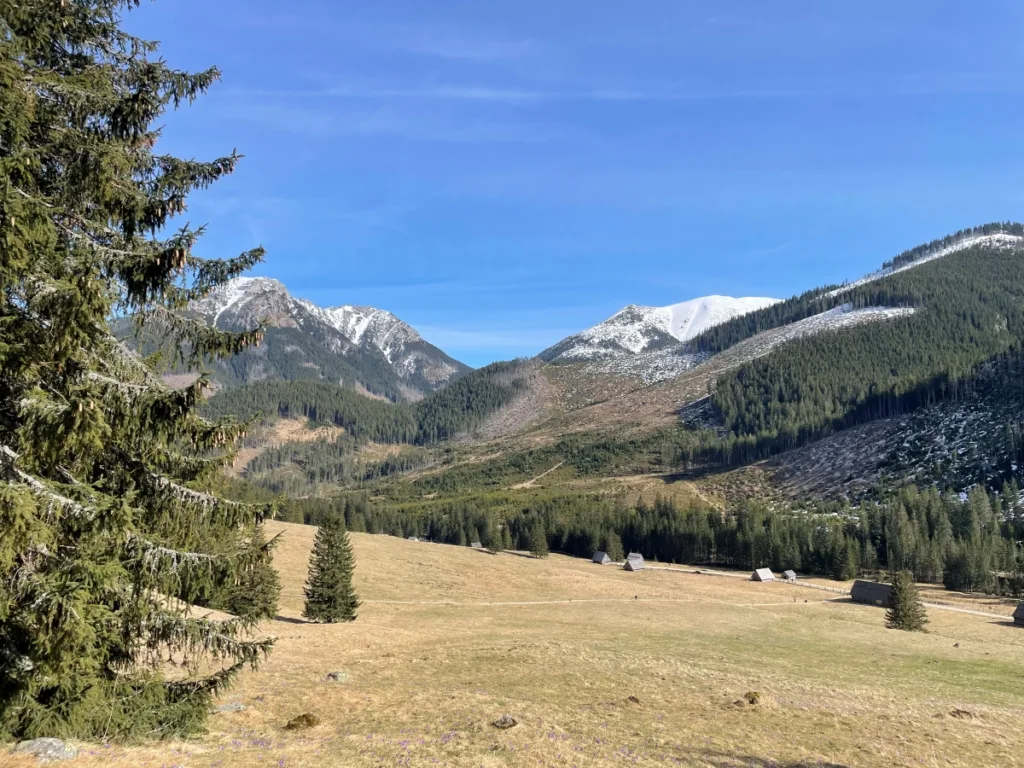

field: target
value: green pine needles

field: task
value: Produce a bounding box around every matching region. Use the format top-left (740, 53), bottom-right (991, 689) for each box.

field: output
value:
top-left (886, 570), bottom-right (929, 632)
top-left (303, 515), bottom-right (360, 623)
top-left (0, 0), bottom-right (275, 741)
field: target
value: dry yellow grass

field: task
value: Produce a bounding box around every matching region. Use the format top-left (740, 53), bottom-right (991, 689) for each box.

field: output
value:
top-left (8, 521), bottom-right (1024, 767)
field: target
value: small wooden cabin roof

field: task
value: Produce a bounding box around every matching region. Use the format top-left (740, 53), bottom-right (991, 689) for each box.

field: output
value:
top-left (851, 580), bottom-right (894, 607)
top-left (752, 568), bottom-right (775, 582)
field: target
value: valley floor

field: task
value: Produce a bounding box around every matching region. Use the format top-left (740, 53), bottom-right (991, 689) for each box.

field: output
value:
top-left (11, 522), bottom-right (1024, 767)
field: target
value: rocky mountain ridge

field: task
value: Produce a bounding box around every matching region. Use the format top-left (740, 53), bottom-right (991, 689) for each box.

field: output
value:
top-left (188, 277), bottom-right (469, 400)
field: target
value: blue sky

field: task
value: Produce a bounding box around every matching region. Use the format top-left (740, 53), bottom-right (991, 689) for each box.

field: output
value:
top-left (128, 0), bottom-right (1024, 367)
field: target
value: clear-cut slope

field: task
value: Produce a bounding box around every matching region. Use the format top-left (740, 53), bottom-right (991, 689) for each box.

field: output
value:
top-left (188, 277), bottom-right (469, 398)
top-left (540, 295), bottom-right (779, 364)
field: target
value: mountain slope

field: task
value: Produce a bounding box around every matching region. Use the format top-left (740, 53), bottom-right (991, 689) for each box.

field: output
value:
top-left (540, 295), bottom-right (779, 364)
top-left (186, 277), bottom-right (470, 399)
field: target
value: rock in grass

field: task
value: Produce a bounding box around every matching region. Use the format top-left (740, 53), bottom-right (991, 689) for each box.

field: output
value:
top-left (215, 701), bottom-right (247, 713)
top-left (12, 738), bottom-right (79, 762)
top-left (326, 670), bottom-right (349, 683)
top-left (744, 691), bottom-right (762, 705)
top-left (284, 712), bottom-right (321, 730)
top-left (491, 714), bottom-right (517, 729)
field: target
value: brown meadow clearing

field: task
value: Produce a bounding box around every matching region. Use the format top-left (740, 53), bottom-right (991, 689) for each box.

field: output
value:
top-left (7, 520), bottom-right (1024, 767)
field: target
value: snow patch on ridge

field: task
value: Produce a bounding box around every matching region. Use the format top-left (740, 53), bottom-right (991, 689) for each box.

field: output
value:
top-left (826, 233), bottom-right (1023, 298)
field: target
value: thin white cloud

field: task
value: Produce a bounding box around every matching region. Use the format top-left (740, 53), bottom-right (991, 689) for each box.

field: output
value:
top-left (220, 100), bottom-right (585, 144)
top-left (228, 72), bottom-right (1023, 105)
top-left (395, 32), bottom-right (538, 63)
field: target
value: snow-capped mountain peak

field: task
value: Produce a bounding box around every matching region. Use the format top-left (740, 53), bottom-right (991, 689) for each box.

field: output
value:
top-left (190, 277), bottom-right (467, 395)
top-left (540, 295), bottom-right (779, 363)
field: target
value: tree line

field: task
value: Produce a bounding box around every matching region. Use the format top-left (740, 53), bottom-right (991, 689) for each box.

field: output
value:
top-left (275, 480), bottom-right (1024, 597)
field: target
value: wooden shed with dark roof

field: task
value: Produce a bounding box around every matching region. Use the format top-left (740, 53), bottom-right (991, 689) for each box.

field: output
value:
top-left (851, 580), bottom-right (893, 608)
top-left (592, 551), bottom-right (611, 565)
top-left (1014, 602), bottom-right (1024, 626)
top-left (751, 568), bottom-right (775, 582)
top-left (624, 553), bottom-right (645, 571)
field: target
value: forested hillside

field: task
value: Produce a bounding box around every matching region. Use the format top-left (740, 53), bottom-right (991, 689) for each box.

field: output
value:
top-left (689, 222), bottom-right (1023, 355)
top-left (692, 231), bottom-right (1024, 463)
top-left (205, 359), bottom-right (532, 445)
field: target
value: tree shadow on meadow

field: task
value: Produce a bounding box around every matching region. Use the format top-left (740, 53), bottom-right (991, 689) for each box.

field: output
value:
top-left (681, 749), bottom-right (850, 768)
top-left (273, 614), bottom-right (309, 625)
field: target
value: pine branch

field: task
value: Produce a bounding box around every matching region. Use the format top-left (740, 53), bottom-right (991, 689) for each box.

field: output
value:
top-left (141, 610), bottom-right (273, 664)
top-left (0, 445), bottom-right (97, 521)
top-left (124, 532), bottom-right (223, 574)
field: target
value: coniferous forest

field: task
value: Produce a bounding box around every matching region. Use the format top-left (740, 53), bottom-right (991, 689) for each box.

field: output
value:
top-left (204, 359), bottom-right (531, 445)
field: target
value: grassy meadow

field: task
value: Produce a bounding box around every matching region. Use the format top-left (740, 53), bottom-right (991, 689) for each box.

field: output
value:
top-left (10, 520), bottom-right (1024, 767)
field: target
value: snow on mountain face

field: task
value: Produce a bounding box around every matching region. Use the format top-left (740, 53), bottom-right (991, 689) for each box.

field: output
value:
top-left (192, 277), bottom-right (464, 388)
top-left (825, 232), bottom-right (1024, 298)
top-left (542, 295), bottom-right (779, 363)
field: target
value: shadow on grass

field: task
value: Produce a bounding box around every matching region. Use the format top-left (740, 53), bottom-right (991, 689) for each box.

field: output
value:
top-left (273, 614), bottom-right (308, 625)
top-left (683, 750), bottom-right (850, 767)
top-left (500, 550), bottom-right (545, 560)
top-left (990, 618), bottom-right (1021, 628)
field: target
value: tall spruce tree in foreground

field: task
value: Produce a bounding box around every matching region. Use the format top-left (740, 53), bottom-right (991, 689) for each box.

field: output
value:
top-left (303, 515), bottom-right (359, 623)
top-left (0, 0), bottom-right (274, 740)
top-left (886, 570), bottom-right (929, 632)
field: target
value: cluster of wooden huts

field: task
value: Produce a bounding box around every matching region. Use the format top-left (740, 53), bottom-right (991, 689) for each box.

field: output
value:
top-left (591, 551), bottom-right (645, 570)
top-left (587, 552), bottom-right (1024, 624)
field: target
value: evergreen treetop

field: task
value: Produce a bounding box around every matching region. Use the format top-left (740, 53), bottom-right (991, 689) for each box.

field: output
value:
top-left (1, 0), bottom-right (273, 740)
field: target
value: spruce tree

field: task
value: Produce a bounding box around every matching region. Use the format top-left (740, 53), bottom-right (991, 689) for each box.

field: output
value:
top-left (487, 521), bottom-right (504, 552)
top-left (886, 570), bottom-right (928, 632)
top-left (211, 527), bottom-right (282, 621)
top-left (528, 518), bottom-right (549, 559)
top-left (0, 0), bottom-right (274, 740)
top-left (303, 515), bottom-right (359, 623)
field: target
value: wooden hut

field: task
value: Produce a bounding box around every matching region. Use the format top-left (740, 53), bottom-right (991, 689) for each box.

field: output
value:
top-left (592, 551), bottom-right (612, 565)
top-left (1014, 602), bottom-right (1024, 626)
top-left (751, 568), bottom-right (775, 582)
top-left (783, 569), bottom-right (797, 582)
top-left (624, 553), bottom-right (645, 572)
top-left (470, 541), bottom-right (483, 549)
top-left (851, 580), bottom-right (893, 608)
